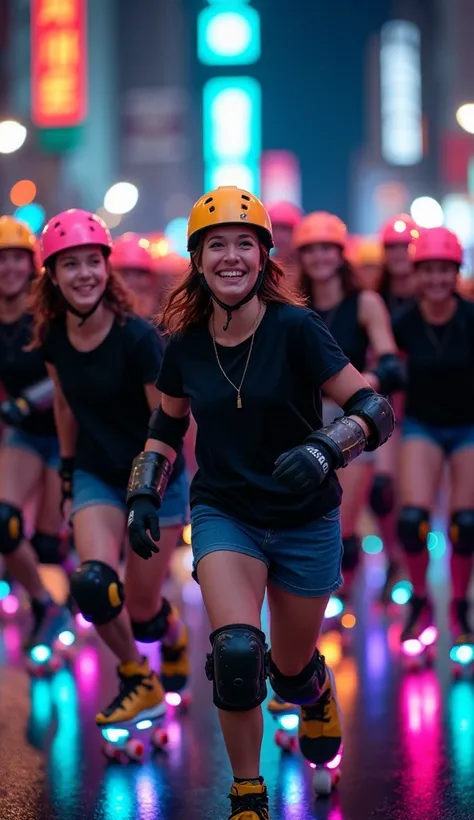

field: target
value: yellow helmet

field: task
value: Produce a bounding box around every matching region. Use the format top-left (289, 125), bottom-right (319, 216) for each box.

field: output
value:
top-left (0, 216), bottom-right (36, 252)
top-left (187, 186), bottom-right (273, 252)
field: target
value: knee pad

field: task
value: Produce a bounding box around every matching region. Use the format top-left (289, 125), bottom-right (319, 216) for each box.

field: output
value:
top-left (450, 510), bottom-right (474, 557)
top-left (31, 532), bottom-right (65, 565)
top-left (0, 503), bottom-right (23, 555)
top-left (369, 475), bottom-right (395, 517)
top-left (70, 560), bottom-right (124, 625)
top-left (342, 535), bottom-right (360, 572)
top-left (205, 624), bottom-right (267, 711)
top-left (269, 649), bottom-right (326, 705)
top-left (397, 507), bottom-right (430, 554)
top-left (131, 598), bottom-right (172, 643)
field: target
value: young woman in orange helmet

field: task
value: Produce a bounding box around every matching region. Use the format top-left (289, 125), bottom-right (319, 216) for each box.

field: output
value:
top-left (267, 200), bottom-right (302, 272)
top-left (29, 209), bottom-right (190, 734)
top-left (293, 212), bottom-right (404, 621)
top-left (125, 186), bottom-right (394, 819)
top-left (110, 232), bottom-right (157, 318)
top-left (370, 214), bottom-right (420, 603)
top-left (0, 215), bottom-right (70, 652)
top-left (393, 227), bottom-right (474, 664)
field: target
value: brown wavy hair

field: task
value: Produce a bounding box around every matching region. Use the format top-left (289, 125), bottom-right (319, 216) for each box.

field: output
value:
top-left (158, 243), bottom-right (307, 335)
top-left (28, 254), bottom-right (135, 348)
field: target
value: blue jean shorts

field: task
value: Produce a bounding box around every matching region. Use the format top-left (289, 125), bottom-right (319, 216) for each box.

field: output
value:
top-left (402, 417), bottom-right (474, 457)
top-left (1, 427), bottom-right (60, 470)
top-left (191, 504), bottom-right (343, 598)
top-left (71, 468), bottom-right (190, 527)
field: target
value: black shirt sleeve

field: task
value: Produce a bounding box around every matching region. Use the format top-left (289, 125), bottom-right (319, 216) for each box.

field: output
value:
top-left (132, 327), bottom-right (165, 385)
top-left (40, 326), bottom-right (55, 364)
top-left (156, 334), bottom-right (186, 397)
top-left (298, 311), bottom-right (350, 385)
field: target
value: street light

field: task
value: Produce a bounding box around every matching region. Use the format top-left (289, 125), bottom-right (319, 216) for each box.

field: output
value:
top-left (456, 104), bottom-right (474, 134)
top-left (0, 120), bottom-right (27, 154)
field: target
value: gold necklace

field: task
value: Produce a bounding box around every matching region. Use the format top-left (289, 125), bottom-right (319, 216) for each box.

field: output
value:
top-left (212, 304), bottom-right (262, 409)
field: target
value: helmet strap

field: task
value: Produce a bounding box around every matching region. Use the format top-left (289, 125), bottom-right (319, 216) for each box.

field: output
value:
top-left (199, 262), bottom-right (266, 331)
top-left (54, 285), bottom-right (106, 326)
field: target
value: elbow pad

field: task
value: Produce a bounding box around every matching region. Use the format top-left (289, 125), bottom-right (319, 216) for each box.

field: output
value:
top-left (127, 451), bottom-right (172, 505)
top-left (372, 354), bottom-right (406, 395)
top-left (343, 388), bottom-right (395, 451)
top-left (147, 406), bottom-right (190, 451)
top-left (23, 378), bottom-right (55, 412)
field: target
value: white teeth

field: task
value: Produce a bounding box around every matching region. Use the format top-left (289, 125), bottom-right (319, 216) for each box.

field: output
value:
top-left (217, 271), bottom-right (245, 278)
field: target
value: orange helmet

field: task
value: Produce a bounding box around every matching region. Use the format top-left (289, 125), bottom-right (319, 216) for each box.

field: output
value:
top-left (380, 214), bottom-right (420, 245)
top-left (293, 212), bottom-right (347, 250)
top-left (353, 236), bottom-right (384, 267)
top-left (0, 215), bottom-right (36, 253)
top-left (267, 201), bottom-right (302, 228)
top-left (187, 186), bottom-right (273, 252)
top-left (110, 233), bottom-right (154, 273)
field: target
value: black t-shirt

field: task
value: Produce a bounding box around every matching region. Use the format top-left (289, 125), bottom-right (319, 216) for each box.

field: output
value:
top-left (393, 297), bottom-right (474, 426)
top-left (42, 314), bottom-right (185, 487)
top-left (157, 302), bottom-right (349, 528)
top-left (316, 293), bottom-right (369, 373)
top-left (0, 314), bottom-right (56, 436)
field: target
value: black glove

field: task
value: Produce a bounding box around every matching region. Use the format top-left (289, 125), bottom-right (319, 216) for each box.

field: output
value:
top-left (273, 438), bottom-right (337, 493)
top-left (0, 397), bottom-right (31, 428)
top-left (59, 457), bottom-right (75, 516)
top-left (127, 495), bottom-right (161, 560)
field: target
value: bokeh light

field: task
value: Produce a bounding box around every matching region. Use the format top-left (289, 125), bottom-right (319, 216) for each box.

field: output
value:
top-left (362, 534), bottom-right (384, 554)
top-left (104, 182), bottom-right (139, 215)
top-left (410, 197), bottom-right (444, 228)
top-left (0, 120), bottom-right (27, 153)
top-left (456, 103), bottom-right (474, 134)
top-left (14, 203), bottom-right (46, 234)
top-left (165, 217), bottom-right (189, 257)
top-left (10, 180), bottom-right (37, 207)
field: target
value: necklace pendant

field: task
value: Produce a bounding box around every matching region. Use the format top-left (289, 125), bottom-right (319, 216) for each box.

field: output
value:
top-left (237, 394), bottom-right (242, 409)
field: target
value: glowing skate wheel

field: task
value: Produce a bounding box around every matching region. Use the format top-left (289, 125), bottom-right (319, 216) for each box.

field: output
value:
top-left (124, 738), bottom-right (145, 761)
top-left (312, 767), bottom-right (333, 796)
top-left (102, 742), bottom-right (122, 761)
top-left (275, 729), bottom-right (294, 752)
top-left (151, 728), bottom-right (168, 749)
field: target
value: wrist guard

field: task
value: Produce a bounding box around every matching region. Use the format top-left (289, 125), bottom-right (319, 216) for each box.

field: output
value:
top-left (126, 451), bottom-right (172, 505)
top-left (306, 416), bottom-right (366, 470)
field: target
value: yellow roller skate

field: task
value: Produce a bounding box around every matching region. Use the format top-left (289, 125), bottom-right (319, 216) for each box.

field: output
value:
top-left (299, 665), bottom-right (342, 765)
top-left (160, 606), bottom-right (191, 707)
top-left (228, 778), bottom-right (269, 819)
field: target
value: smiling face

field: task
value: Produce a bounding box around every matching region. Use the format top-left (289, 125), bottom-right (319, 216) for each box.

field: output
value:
top-left (416, 259), bottom-right (458, 304)
top-left (53, 245), bottom-right (108, 312)
top-left (0, 248), bottom-right (33, 299)
top-left (299, 242), bottom-right (343, 283)
top-left (199, 225), bottom-right (262, 305)
top-left (384, 243), bottom-right (412, 278)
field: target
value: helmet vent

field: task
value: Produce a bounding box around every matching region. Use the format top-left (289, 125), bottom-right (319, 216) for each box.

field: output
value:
top-left (209, 205), bottom-right (215, 213)
top-left (241, 195), bottom-right (250, 202)
top-left (204, 197), bottom-right (213, 205)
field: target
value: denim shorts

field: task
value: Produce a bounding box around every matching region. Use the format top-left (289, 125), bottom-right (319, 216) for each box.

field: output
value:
top-left (1, 427), bottom-right (60, 470)
top-left (191, 504), bottom-right (343, 598)
top-left (71, 468), bottom-right (190, 527)
top-left (402, 417), bottom-right (474, 457)
top-left (322, 399), bottom-right (374, 464)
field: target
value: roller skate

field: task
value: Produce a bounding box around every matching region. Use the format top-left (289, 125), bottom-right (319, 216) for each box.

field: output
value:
top-left (269, 695), bottom-right (299, 752)
top-left (450, 599), bottom-right (474, 679)
top-left (97, 657), bottom-right (168, 762)
top-left (298, 665), bottom-right (343, 796)
top-left (24, 597), bottom-right (75, 676)
top-left (228, 777), bottom-right (269, 819)
top-left (160, 607), bottom-right (191, 711)
top-left (400, 595), bottom-right (438, 670)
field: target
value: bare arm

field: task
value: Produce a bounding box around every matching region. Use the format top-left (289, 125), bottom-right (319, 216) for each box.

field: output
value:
top-left (45, 363), bottom-right (77, 458)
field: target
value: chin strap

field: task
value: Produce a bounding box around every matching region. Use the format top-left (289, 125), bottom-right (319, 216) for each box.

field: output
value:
top-left (54, 285), bottom-right (106, 326)
top-left (199, 261), bottom-right (267, 331)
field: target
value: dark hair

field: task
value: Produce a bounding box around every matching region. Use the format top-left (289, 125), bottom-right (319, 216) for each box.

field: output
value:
top-left (299, 259), bottom-right (358, 305)
top-left (28, 253), bottom-right (135, 348)
top-left (158, 242), bottom-right (306, 335)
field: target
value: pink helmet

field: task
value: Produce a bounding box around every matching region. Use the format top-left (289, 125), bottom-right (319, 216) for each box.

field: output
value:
top-left (110, 233), bottom-right (154, 273)
top-left (41, 209), bottom-right (113, 266)
top-left (412, 227), bottom-right (463, 265)
top-left (267, 201), bottom-right (302, 228)
top-left (380, 213), bottom-right (420, 245)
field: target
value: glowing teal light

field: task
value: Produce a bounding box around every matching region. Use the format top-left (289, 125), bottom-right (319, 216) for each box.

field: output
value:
top-left (102, 727), bottom-right (130, 743)
top-left (391, 580), bottom-right (413, 605)
top-left (279, 714), bottom-right (299, 731)
top-left (324, 596), bottom-right (344, 619)
top-left (362, 534), bottom-right (384, 555)
top-left (427, 530), bottom-right (446, 559)
top-left (14, 203), bottom-right (46, 234)
top-left (450, 644), bottom-right (474, 665)
top-left (0, 580), bottom-right (10, 600)
top-left (164, 217), bottom-right (188, 258)
top-left (31, 644), bottom-right (51, 664)
top-left (198, 2), bottom-right (260, 66)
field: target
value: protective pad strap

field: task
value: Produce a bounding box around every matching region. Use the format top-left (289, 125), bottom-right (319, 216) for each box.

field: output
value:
top-left (132, 598), bottom-right (172, 643)
top-left (126, 451), bottom-right (172, 504)
top-left (147, 407), bottom-right (190, 451)
top-left (0, 502), bottom-right (23, 554)
top-left (343, 388), bottom-right (394, 451)
top-left (450, 510), bottom-right (474, 557)
top-left (205, 624), bottom-right (268, 711)
top-left (397, 507), bottom-right (430, 554)
top-left (269, 649), bottom-right (326, 705)
top-left (307, 417), bottom-right (366, 469)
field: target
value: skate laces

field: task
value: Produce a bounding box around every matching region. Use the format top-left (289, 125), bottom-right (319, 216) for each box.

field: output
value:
top-left (301, 688), bottom-right (331, 723)
top-left (229, 785), bottom-right (269, 819)
top-left (103, 671), bottom-right (152, 716)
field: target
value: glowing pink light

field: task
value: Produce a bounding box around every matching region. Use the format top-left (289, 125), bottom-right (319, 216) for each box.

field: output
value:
top-left (75, 613), bottom-right (93, 630)
top-left (327, 752), bottom-right (342, 769)
top-left (165, 692), bottom-right (182, 707)
top-left (419, 626), bottom-right (438, 647)
top-left (2, 594), bottom-right (19, 615)
top-left (402, 638), bottom-right (423, 657)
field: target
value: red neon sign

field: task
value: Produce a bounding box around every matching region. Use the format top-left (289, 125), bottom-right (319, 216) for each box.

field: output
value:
top-left (31, 0), bottom-right (87, 128)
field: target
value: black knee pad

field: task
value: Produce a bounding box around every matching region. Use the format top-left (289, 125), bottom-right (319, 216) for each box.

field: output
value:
top-left (397, 507), bottom-right (430, 554)
top-left (205, 624), bottom-right (268, 711)
top-left (450, 510), bottom-right (474, 557)
top-left (70, 560), bottom-right (124, 625)
top-left (31, 532), bottom-right (65, 565)
top-left (369, 475), bottom-right (395, 517)
top-left (131, 598), bottom-right (172, 643)
top-left (269, 649), bottom-right (326, 705)
top-left (0, 502), bottom-right (23, 555)
top-left (342, 535), bottom-right (360, 572)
